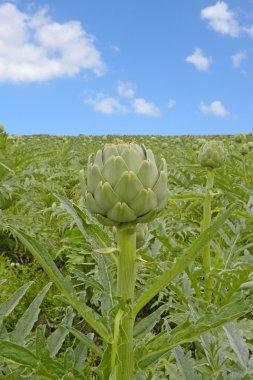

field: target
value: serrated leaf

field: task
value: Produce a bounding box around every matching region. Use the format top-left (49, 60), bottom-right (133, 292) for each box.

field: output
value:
top-left (133, 304), bottom-right (167, 341)
top-left (9, 227), bottom-right (113, 344)
top-left (47, 307), bottom-right (75, 357)
top-left (138, 297), bottom-right (252, 369)
top-left (224, 323), bottom-right (249, 369)
top-left (0, 339), bottom-right (38, 368)
top-left (67, 326), bottom-right (103, 357)
top-left (173, 346), bottom-right (201, 380)
top-left (168, 193), bottom-right (204, 201)
top-left (74, 341), bottom-right (89, 372)
top-left (94, 247), bottom-right (118, 254)
top-left (0, 282), bottom-right (33, 317)
top-left (71, 268), bottom-right (104, 292)
top-left (10, 282), bottom-right (51, 344)
top-left (55, 195), bottom-right (111, 248)
top-left (134, 203), bottom-right (239, 316)
top-left (36, 325), bottom-right (65, 378)
top-left (92, 252), bottom-right (115, 315)
top-left (64, 348), bottom-right (75, 371)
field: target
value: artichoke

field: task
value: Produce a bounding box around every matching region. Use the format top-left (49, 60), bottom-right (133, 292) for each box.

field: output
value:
top-left (85, 143), bottom-right (168, 226)
top-left (198, 141), bottom-right (226, 169)
top-left (240, 143), bottom-right (249, 156)
top-left (234, 132), bottom-right (246, 143)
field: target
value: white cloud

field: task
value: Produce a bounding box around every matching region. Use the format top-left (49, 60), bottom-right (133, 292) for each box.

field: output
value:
top-left (85, 85), bottom-right (160, 117)
top-left (168, 99), bottom-right (176, 109)
top-left (244, 25), bottom-right (253, 38)
top-left (185, 48), bottom-right (211, 71)
top-left (133, 98), bottom-right (161, 117)
top-left (200, 100), bottom-right (229, 117)
top-left (201, 1), bottom-right (240, 37)
top-left (110, 45), bottom-right (120, 54)
top-left (117, 81), bottom-right (135, 98)
top-left (232, 51), bottom-right (246, 68)
top-left (0, 3), bottom-right (106, 82)
top-left (85, 93), bottom-right (128, 115)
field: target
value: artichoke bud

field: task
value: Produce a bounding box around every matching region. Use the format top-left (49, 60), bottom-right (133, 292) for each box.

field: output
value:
top-left (234, 132), bottom-right (246, 143)
top-left (198, 141), bottom-right (226, 169)
top-left (85, 143), bottom-right (168, 226)
top-left (240, 143), bottom-right (249, 156)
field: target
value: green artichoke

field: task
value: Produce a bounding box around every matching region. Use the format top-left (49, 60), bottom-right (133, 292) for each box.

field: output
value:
top-left (198, 141), bottom-right (226, 169)
top-left (234, 132), bottom-right (246, 143)
top-left (240, 143), bottom-right (249, 156)
top-left (85, 143), bottom-right (168, 225)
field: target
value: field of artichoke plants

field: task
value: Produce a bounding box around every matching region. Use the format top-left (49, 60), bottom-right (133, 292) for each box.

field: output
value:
top-left (0, 127), bottom-right (253, 379)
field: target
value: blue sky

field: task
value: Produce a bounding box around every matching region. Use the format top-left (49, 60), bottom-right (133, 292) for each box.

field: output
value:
top-left (1, 0), bottom-right (253, 135)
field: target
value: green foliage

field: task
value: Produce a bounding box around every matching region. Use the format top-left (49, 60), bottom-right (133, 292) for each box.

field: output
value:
top-left (1, 133), bottom-right (253, 378)
top-left (0, 257), bottom-right (64, 330)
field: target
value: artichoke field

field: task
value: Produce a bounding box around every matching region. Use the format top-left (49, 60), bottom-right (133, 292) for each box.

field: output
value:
top-left (1, 134), bottom-right (253, 380)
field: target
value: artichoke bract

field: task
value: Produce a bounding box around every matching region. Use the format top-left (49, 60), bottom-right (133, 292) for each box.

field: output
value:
top-left (198, 141), bottom-right (226, 169)
top-left (85, 143), bottom-right (168, 226)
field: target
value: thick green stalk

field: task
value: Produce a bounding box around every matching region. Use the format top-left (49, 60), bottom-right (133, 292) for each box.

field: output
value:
top-left (115, 225), bottom-right (136, 380)
top-left (202, 169), bottom-right (214, 301)
top-left (242, 156), bottom-right (248, 186)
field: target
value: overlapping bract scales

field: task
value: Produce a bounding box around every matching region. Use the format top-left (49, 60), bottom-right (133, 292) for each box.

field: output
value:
top-left (85, 143), bottom-right (168, 225)
top-left (198, 141), bottom-right (226, 169)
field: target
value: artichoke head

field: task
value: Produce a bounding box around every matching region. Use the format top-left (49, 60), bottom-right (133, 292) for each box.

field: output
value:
top-left (85, 143), bottom-right (168, 226)
top-left (234, 132), bottom-right (246, 143)
top-left (240, 143), bottom-right (249, 156)
top-left (198, 141), bottom-right (226, 169)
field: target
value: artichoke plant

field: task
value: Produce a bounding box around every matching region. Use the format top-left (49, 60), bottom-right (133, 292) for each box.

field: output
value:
top-left (198, 141), bottom-right (226, 169)
top-left (85, 142), bottom-right (168, 379)
top-left (85, 143), bottom-right (168, 225)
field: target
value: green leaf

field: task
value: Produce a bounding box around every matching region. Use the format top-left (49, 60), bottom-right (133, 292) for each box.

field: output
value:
top-left (79, 169), bottom-right (87, 197)
top-left (134, 203), bottom-right (238, 316)
top-left (92, 252), bottom-right (115, 315)
top-left (138, 297), bottom-right (252, 369)
top-left (55, 195), bottom-right (112, 248)
top-left (71, 268), bottom-right (104, 292)
top-left (47, 306), bottom-right (75, 357)
top-left (224, 323), bottom-right (249, 369)
top-left (168, 193), bottom-right (204, 201)
top-left (9, 227), bottom-right (113, 344)
top-left (64, 348), bottom-right (75, 371)
top-left (67, 326), bottom-right (103, 357)
top-left (0, 339), bottom-right (38, 368)
top-left (0, 282), bottom-right (33, 317)
top-left (172, 346), bottom-right (201, 380)
top-left (10, 283), bottom-right (51, 344)
top-left (74, 341), bottom-right (89, 372)
top-left (133, 304), bottom-right (167, 341)
top-left (36, 325), bottom-right (65, 378)
top-left (94, 247), bottom-right (118, 254)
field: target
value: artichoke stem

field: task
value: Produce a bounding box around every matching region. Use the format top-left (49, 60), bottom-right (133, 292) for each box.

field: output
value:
top-left (243, 156), bottom-right (248, 186)
top-left (115, 225), bottom-right (136, 380)
top-left (202, 169), bottom-right (215, 301)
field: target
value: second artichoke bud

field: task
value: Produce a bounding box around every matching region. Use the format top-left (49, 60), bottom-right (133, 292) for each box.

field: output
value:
top-left (198, 141), bottom-right (226, 169)
top-left (85, 143), bottom-right (168, 226)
